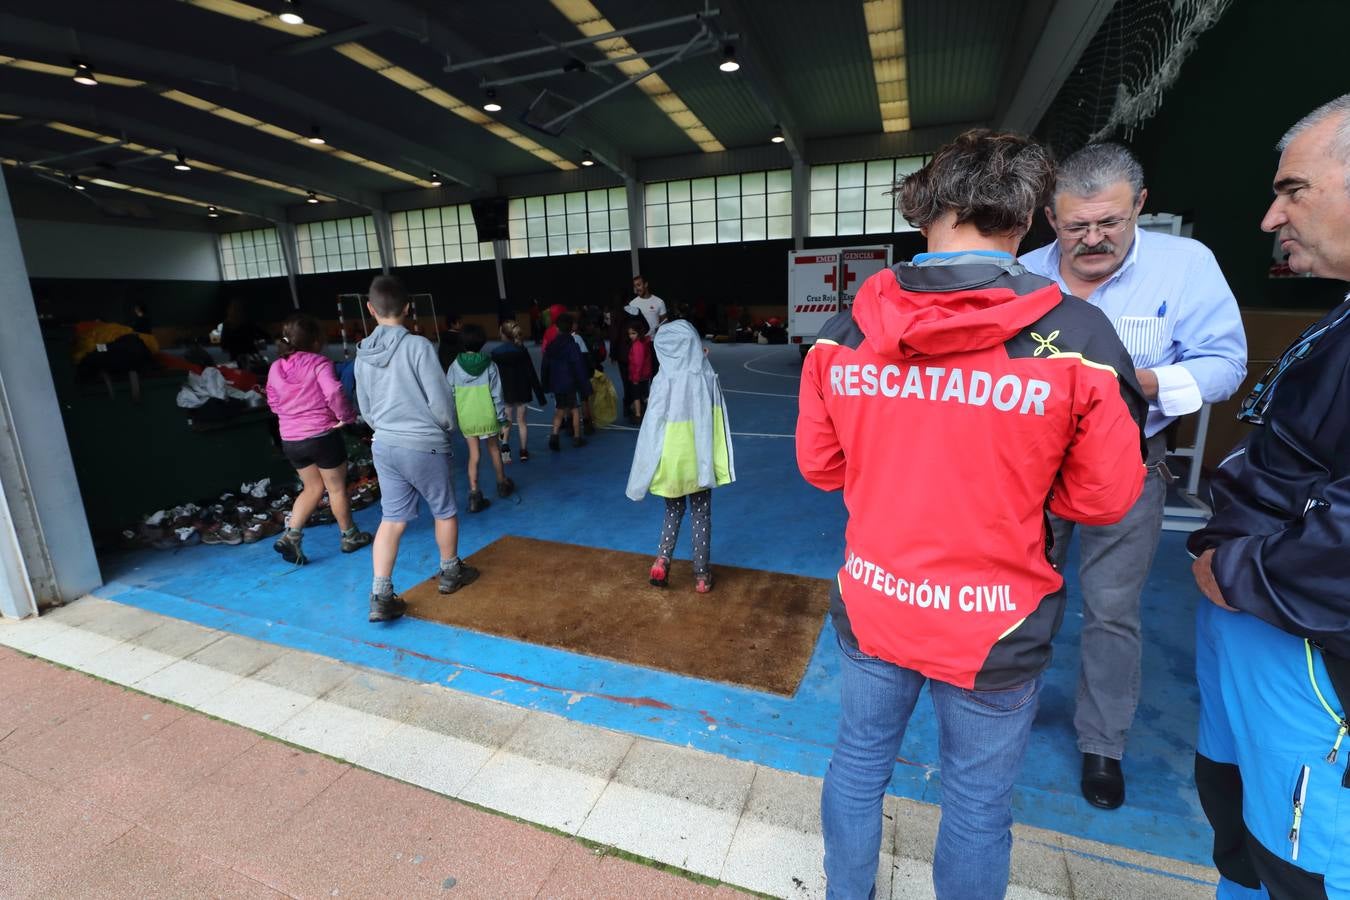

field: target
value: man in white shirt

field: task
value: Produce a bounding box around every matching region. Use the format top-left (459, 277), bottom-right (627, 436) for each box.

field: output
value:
top-left (625, 275), bottom-right (666, 335)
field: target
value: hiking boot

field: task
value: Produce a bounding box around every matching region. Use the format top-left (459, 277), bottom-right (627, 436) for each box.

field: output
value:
top-left (467, 490), bottom-right (491, 513)
top-left (340, 529), bottom-right (373, 553)
top-left (438, 562), bottom-right (480, 595)
top-left (201, 523), bottom-right (243, 546)
top-left (695, 572), bottom-right (714, 594)
top-left (649, 557), bottom-right (670, 587)
top-left (519, 448), bottom-right (530, 462)
top-left (548, 433), bottom-right (561, 452)
top-left (572, 435), bottom-right (588, 448)
top-left (583, 418), bottom-right (596, 435)
top-left (273, 531), bottom-right (308, 565)
top-left (368, 591), bottom-right (407, 623)
top-left (496, 478), bottom-right (515, 499)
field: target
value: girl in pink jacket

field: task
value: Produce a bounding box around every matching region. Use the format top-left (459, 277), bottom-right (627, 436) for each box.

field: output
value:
top-left (265, 314), bottom-right (371, 564)
top-left (627, 323), bottom-right (654, 421)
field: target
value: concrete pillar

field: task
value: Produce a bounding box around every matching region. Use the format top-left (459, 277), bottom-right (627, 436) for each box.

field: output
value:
top-left (791, 158), bottom-right (809, 252)
top-left (625, 177), bottom-right (643, 277)
top-left (0, 169), bottom-right (101, 616)
top-left (371, 209), bottom-right (394, 275)
top-left (276, 221), bottom-right (301, 309)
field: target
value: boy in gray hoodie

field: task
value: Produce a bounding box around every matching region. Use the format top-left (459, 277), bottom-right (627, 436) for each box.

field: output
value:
top-left (356, 275), bottom-right (479, 622)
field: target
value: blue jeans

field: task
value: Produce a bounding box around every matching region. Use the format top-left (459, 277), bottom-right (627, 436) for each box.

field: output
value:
top-left (822, 637), bottom-right (1041, 900)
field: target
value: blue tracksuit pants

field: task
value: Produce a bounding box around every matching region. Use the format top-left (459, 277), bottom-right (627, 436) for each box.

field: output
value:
top-left (1196, 601), bottom-right (1350, 898)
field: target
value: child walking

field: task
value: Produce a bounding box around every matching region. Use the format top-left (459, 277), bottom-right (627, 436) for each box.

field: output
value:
top-left (491, 320), bottom-right (545, 462)
top-left (356, 276), bottom-right (479, 622)
top-left (540, 312), bottom-right (593, 451)
top-left (447, 323), bottom-right (513, 513)
top-left (626, 319), bottom-right (654, 422)
top-left (626, 320), bottom-right (735, 593)
top-left (265, 313), bottom-right (372, 564)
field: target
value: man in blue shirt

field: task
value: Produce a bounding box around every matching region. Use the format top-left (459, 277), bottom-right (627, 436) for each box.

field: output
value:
top-left (1021, 143), bottom-right (1248, 809)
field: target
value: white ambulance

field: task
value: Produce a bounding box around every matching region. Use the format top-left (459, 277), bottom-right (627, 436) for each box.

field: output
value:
top-left (787, 245), bottom-right (892, 357)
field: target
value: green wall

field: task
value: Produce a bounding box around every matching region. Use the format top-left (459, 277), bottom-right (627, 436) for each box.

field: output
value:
top-left (1125, 0), bottom-right (1348, 311)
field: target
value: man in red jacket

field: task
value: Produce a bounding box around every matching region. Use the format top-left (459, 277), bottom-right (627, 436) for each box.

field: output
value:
top-left (797, 129), bottom-right (1148, 899)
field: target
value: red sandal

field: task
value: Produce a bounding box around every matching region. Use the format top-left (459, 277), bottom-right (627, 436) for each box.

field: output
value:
top-left (649, 557), bottom-right (670, 587)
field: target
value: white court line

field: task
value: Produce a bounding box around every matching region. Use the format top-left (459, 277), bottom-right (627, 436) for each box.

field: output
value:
top-left (723, 388), bottom-right (797, 399)
top-left (742, 351), bottom-right (803, 380)
top-left (520, 416), bottom-right (792, 439)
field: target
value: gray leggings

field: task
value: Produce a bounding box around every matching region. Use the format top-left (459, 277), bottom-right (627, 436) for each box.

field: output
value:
top-left (657, 490), bottom-right (712, 575)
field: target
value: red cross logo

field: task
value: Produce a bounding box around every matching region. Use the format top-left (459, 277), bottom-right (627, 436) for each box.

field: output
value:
top-left (823, 264), bottom-right (857, 291)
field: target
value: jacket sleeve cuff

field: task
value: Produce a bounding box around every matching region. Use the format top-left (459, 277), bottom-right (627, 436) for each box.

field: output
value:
top-left (1150, 363), bottom-right (1202, 417)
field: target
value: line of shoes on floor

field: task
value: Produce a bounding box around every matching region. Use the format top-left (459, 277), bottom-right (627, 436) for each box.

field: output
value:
top-left (116, 466), bottom-right (381, 551)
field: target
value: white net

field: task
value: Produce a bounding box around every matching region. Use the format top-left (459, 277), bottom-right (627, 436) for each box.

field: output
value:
top-left (1041, 0), bottom-right (1235, 156)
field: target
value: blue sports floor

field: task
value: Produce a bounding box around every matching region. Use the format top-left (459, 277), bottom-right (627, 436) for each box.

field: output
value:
top-left (97, 343), bottom-right (1213, 871)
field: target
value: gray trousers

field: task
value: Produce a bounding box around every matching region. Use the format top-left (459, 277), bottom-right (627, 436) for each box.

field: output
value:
top-left (1048, 465), bottom-right (1167, 760)
top-left (658, 490), bottom-right (712, 575)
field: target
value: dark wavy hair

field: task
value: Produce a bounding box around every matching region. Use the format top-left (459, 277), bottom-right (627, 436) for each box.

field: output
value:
top-left (278, 313), bottom-right (322, 359)
top-left (898, 129), bottom-right (1055, 236)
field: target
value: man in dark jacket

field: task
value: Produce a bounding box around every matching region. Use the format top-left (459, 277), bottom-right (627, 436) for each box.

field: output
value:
top-left (797, 129), bottom-right (1147, 899)
top-left (1188, 94), bottom-right (1350, 900)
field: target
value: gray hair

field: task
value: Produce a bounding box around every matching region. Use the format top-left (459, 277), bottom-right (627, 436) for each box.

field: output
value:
top-left (1052, 143), bottom-right (1145, 203)
top-left (1278, 94), bottom-right (1350, 192)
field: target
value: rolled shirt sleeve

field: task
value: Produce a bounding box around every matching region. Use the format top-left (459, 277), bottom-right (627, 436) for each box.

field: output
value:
top-left (1150, 363), bottom-right (1202, 417)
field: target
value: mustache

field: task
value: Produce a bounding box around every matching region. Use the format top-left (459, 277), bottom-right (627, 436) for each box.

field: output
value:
top-left (1072, 241), bottom-right (1117, 257)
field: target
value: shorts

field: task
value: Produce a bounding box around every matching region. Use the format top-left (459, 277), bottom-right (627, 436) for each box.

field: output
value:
top-left (372, 442), bottom-right (458, 522)
top-left (632, 380), bottom-right (651, 402)
top-left (554, 391), bottom-right (580, 410)
top-left (282, 430), bottom-right (347, 470)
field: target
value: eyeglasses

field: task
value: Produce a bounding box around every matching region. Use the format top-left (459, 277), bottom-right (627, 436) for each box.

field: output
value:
top-left (1237, 302), bottom-right (1350, 425)
top-left (1056, 216), bottom-right (1134, 240)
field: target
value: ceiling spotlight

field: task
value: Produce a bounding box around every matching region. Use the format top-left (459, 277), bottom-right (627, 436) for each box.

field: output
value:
top-left (580, 150), bottom-right (595, 167)
top-left (482, 89), bottom-right (501, 113)
top-left (307, 125), bottom-right (325, 145)
top-left (278, 0), bottom-right (304, 25)
top-left (69, 174), bottom-right (85, 191)
top-left (173, 151), bottom-right (191, 171)
top-left (306, 191), bottom-right (319, 204)
top-left (207, 205), bottom-right (219, 218)
top-left (718, 45), bottom-right (740, 73)
top-left (770, 125), bottom-right (785, 144)
top-left (72, 61), bottom-right (98, 87)
top-left (429, 171), bottom-right (442, 187)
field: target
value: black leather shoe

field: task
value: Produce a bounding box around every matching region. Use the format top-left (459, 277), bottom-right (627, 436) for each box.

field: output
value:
top-left (1081, 753), bottom-right (1125, 809)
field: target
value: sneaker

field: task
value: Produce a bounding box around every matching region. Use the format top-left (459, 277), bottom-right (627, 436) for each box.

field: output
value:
top-left (583, 418), bottom-right (596, 435)
top-left (273, 531), bottom-right (308, 565)
top-left (152, 526), bottom-right (200, 550)
top-left (368, 591), bottom-right (407, 623)
top-left (438, 563), bottom-right (480, 595)
top-left (201, 523), bottom-right (244, 546)
top-left (467, 489), bottom-right (491, 513)
top-left (496, 478), bottom-right (515, 499)
top-left (572, 435), bottom-right (588, 448)
top-left (340, 529), bottom-right (373, 553)
top-left (499, 441), bottom-right (512, 464)
top-left (519, 448), bottom-right (530, 462)
top-left (548, 434), bottom-right (560, 452)
top-left (649, 557), bottom-right (670, 587)
top-left (244, 520), bottom-right (282, 544)
top-left (695, 572), bottom-right (714, 594)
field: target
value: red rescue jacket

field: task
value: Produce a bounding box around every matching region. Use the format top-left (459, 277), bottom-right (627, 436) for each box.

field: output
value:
top-left (797, 258), bottom-right (1147, 689)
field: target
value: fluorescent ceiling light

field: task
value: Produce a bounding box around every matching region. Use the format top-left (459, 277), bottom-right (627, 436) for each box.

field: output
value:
top-left (863, 0), bottom-right (910, 132)
top-left (548, 0), bottom-right (724, 152)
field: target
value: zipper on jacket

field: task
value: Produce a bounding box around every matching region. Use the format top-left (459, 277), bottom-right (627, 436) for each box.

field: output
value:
top-left (1289, 764), bottom-right (1309, 861)
top-left (1303, 640), bottom-right (1350, 767)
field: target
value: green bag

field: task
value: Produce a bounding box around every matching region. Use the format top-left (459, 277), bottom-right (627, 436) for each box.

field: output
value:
top-left (590, 371), bottom-right (618, 428)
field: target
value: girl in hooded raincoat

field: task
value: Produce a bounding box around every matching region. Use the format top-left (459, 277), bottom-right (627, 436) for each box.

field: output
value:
top-left (625, 320), bottom-right (735, 593)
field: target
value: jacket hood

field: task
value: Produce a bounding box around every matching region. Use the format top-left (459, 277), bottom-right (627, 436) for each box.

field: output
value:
top-left (853, 264), bottom-right (1061, 360)
top-left (455, 350), bottom-right (492, 377)
top-left (653, 320), bottom-right (709, 373)
top-left (269, 350), bottom-right (327, 386)
top-left (356, 324), bottom-right (409, 368)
